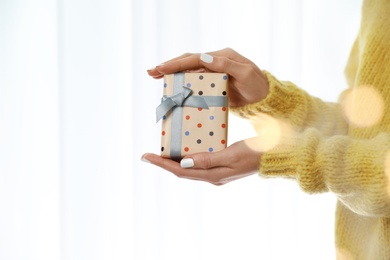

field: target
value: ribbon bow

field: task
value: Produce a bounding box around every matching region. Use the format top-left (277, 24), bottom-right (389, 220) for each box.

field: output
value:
top-left (156, 86), bottom-right (209, 122)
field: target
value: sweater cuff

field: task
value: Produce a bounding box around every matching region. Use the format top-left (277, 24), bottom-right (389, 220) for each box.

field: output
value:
top-left (259, 140), bottom-right (298, 178)
top-left (259, 129), bottom-right (328, 193)
top-left (259, 136), bottom-right (299, 178)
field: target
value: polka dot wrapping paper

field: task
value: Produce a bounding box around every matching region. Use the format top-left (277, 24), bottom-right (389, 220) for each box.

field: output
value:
top-left (159, 72), bottom-right (229, 161)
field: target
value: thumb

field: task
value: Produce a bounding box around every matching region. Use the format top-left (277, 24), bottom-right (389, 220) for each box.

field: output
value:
top-left (180, 149), bottom-right (230, 169)
top-left (200, 53), bottom-right (243, 79)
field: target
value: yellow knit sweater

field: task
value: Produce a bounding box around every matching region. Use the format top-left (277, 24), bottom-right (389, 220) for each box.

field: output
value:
top-left (232, 0), bottom-right (390, 258)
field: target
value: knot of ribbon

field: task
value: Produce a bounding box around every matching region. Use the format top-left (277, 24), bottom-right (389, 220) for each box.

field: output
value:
top-left (156, 86), bottom-right (209, 122)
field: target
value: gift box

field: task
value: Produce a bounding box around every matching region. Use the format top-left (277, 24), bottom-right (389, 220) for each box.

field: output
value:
top-left (156, 72), bottom-right (229, 161)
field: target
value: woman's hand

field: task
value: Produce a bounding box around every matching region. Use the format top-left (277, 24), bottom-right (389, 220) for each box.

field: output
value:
top-left (147, 48), bottom-right (269, 107)
top-left (145, 48), bottom-right (267, 183)
top-left (141, 138), bottom-right (261, 185)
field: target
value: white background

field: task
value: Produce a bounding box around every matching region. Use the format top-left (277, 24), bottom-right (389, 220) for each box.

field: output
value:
top-left (0, 0), bottom-right (361, 259)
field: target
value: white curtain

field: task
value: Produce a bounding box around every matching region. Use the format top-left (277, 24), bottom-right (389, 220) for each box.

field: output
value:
top-left (0, 0), bottom-right (361, 259)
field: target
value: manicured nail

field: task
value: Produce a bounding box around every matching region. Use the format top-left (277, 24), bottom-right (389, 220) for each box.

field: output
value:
top-left (180, 158), bottom-right (194, 168)
top-left (147, 66), bottom-right (156, 71)
top-left (156, 63), bottom-right (165, 67)
top-left (200, 53), bottom-right (213, 63)
top-left (141, 156), bottom-right (151, 163)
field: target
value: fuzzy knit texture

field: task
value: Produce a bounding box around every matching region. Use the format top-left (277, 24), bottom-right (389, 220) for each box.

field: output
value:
top-left (231, 0), bottom-right (390, 259)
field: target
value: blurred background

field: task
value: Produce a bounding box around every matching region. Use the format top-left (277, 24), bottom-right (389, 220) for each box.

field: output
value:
top-left (0, 0), bottom-right (361, 259)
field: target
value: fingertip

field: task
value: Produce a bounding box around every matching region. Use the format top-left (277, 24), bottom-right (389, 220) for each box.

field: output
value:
top-left (180, 153), bottom-right (212, 170)
top-left (199, 53), bottom-right (226, 74)
top-left (141, 153), bottom-right (163, 164)
top-left (155, 64), bottom-right (166, 74)
top-left (141, 153), bottom-right (152, 163)
top-left (147, 68), bottom-right (164, 78)
top-left (200, 53), bottom-right (213, 64)
top-left (180, 158), bottom-right (194, 168)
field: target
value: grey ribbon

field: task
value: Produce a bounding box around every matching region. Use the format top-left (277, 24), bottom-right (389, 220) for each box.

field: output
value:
top-left (156, 86), bottom-right (209, 122)
top-left (157, 72), bottom-right (227, 161)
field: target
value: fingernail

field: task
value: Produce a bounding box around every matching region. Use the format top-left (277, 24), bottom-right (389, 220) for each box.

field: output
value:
top-left (156, 63), bottom-right (165, 67)
top-left (200, 53), bottom-right (213, 63)
top-left (180, 158), bottom-right (194, 168)
top-left (147, 66), bottom-right (156, 71)
top-left (141, 156), bottom-right (151, 163)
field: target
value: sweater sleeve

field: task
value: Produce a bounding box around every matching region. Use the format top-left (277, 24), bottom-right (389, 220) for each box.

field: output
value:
top-left (261, 128), bottom-right (390, 217)
top-left (230, 72), bottom-right (390, 217)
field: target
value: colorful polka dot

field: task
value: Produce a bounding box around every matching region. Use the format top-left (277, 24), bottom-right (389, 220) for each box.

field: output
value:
top-left (222, 91), bottom-right (227, 96)
top-left (221, 123), bottom-right (226, 128)
top-left (209, 115), bottom-right (214, 120)
top-left (199, 75), bottom-right (204, 80)
top-left (164, 83), bottom-right (167, 88)
top-left (198, 91), bottom-right (203, 95)
top-left (161, 147), bottom-right (165, 152)
top-left (184, 147), bottom-right (189, 152)
top-left (222, 107), bottom-right (227, 111)
top-left (209, 147), bottom-right (214, 152)
top-left (185, 115), bottom-right (190, 120)
top-left (197, 139), bottom-right (202, 144)
top-left (209, 131), bottom-right (214, 136)
top-left (186, 83), bottom-right (191, 87)
top-left (163, 115), bottom-right (167, 120)
top-left (185, 131), bottom-right (190, 136)
top-left (221, 140), bottom-right (226, 145)
top-left (162, 131), bottom-right (166, 136)
top-left (210, 83), bottom-right (215, 88)
top-left (198, 108), bottom-right (203, 111)
top-left (197, 123), bottom-right (202, 128)
top-left (223, 75), bottom-right (227, 80)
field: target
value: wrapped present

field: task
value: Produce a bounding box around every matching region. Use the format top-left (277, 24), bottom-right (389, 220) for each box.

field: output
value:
top-left (156, 72), bottom-right (229, 161)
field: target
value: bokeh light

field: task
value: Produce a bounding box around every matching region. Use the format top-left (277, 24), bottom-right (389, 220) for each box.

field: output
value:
top-left (244, 113), bottom-right (286, 152)
top-left (336, 247), bottom-right (355, 260)
top-left (342, 86), bottom-right (384, 128)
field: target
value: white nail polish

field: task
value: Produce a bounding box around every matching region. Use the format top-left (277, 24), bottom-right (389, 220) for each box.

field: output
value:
top-left (141, 157), bottom-right (151, 163)
top-left (180, 158), bottom-right (194, 168)
top-left (200, 53), bottom-right (213, 63)
top-left (147, 66), bottom-right (156, 71)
